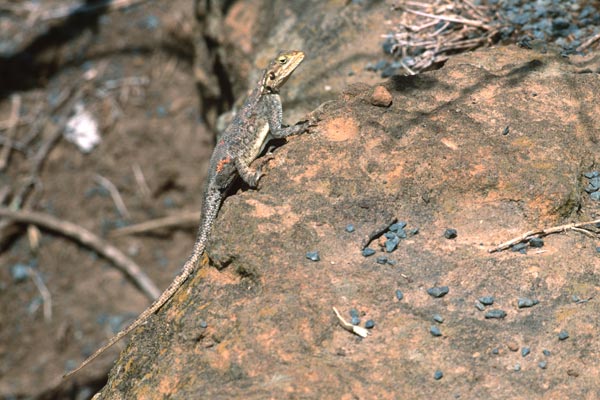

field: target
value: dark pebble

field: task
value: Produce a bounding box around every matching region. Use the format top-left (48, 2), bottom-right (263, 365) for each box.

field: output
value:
top-left (384, 231), bottom-right (397, 239)
top-left (475, 301), bottom-right (486, 311)
top-left (365, 319), bottom-right (375, 329)
top-left (199, 319), bottom-right (208, 328)
top-left (427, 286), bottom-right (449, 298)
top-left (306, 251), bottom-right (320, 261)
top-left (410, 227), bottom-right (419, 235)
top-left (395, 290), bottom-right (404, 301)
top-left (345, 224), bottom-right (355, 233)
top-left (443, 228), bottom-right (458, 239)
top-left (517, 298), bottom-right (539, 308)
top-left (351, 316), bottom-right (360, 325)
top-left (521, 347), bottom-right (530, 357)
top-left (396, 229), bottom-right (408, 239)
top-left (485, 309), bottom-right (507, 319)
top-left (376, 256), bottom-right (388, 265)
top-left (390, 221), bottom-right (407, 232)
top-left (479, 296), bottom-right (494, 306)
top-left (584, 171), bottom-right (600, 179)
top-left (350, 308), bottom-right (359, 318)
top-left (511, 242), bottom-right (528, 252)
top-left (385, 236), bottom-right (400, 252)
top-left (492, 348), bottom-right (499, 355)
top-left (10, 264), bottom-right (29, 283)
top-left (433, 370), bottom-right (444, 380)
top-left (596, 247), bottom-right (600, 253)
top-left (502, 126), bottom-right (510, 135)
top-left (362, 248), bottom-right (376, 257)
top-left (539, 360), bottom-right (548, 369)
top-left (543, 349), bottom-right (551, 356)
top-left (529, 237), bottom-right (544, 248)
top-left (430, 326), bottom-right (442, 337)
top-left (433, 314), bottom-right (444, 323)
top-left (558, 330), bottom-right (569, 340)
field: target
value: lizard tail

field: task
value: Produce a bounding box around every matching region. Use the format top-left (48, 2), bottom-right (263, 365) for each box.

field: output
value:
top-left (63, 188), bottom-right (222, 379)
top-left (62, 253), bottom-right (200, 379)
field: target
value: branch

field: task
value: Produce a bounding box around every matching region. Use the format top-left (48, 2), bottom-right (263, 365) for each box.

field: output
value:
top-left (0, 207), bottom-right (160, 300)
top-left (488, 219), bottom-right (600, 253)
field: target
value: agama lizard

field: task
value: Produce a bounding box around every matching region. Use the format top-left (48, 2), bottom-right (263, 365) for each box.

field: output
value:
top-left (63, 50), bottom-right (309, 378)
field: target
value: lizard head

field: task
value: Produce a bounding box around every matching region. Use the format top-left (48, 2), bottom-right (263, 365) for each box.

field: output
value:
top-left (263, 50), bottom-right (305, 93)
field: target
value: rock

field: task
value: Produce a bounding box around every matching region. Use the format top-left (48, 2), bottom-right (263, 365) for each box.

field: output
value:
top-left (370, 85), bottom-right (393, 107)
top-left (98, 43), bottom-right (600, 399)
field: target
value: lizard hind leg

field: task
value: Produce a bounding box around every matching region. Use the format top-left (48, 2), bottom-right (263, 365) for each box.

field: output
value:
top-left (234, 157), bottom-right (262, 188)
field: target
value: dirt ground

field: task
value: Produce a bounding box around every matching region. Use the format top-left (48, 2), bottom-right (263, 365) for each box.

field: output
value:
top-left (0, 1), bottom-right (216, 398)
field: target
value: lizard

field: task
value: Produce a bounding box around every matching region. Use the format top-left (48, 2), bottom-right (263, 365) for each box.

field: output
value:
top-left (63, 49), bottom-right (310, 379)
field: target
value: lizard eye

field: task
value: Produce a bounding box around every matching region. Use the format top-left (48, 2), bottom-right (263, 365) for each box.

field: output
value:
top-left (278, 56), bottom-right (287, 64)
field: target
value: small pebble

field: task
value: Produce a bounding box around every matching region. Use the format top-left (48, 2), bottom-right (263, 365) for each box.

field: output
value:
top-left (430, 326), bottom-right (442, 337)
top-left (539, 361), bottom-right (548, 369)
top-left (370, 85), bottom-right (393, 107)
top-left (306, 251), bottom-right (320, 261)
top-left (511, 242), bottom-right (528, 253)
top-left (385, 236), bottom-right (400, 253)
top-left (484, 309), bottom-right (507, 319)
top-left (433, 370), bottom-right (444, 380)
top-left (427, 286), bottom-right (450, 298)
top-left (395, 290), bottom-right (404, 301)
top-left (517, 298), bottom-right (539, 308)
top-left (10, 264), bottom-right (30, 283)
top-left (199, 319), bottom-right (208, 328)
top-left (507, 342), bottom-right (519, 352)
top-left (443, 228), bottom-right (458, 239)
top-left (474, 301), bottom-right (486, 311)
top-left (376, 256), bottom-right (388, 265)
top-left (365, 319), bottom-right (375, 329)
top-left (514, 363), bottom-right (521, 372)
top-left (433, 314), bottom-right (444, 323)
top-left (596, 246), bottom-right (600, 253)
top-left (584, 171), bottom-right (600, 179)
top-left (350, 308), bottom-right (359, 318)
top-left (491, 348), bottom-right (499, 355)
top-left (345, 224), bottom-right (355, 233)
top-left (529, 237), bottom-right (544, 248)
top-left (479, 296), bottom-right (494, 306)
top-left (502, 126), bottom-right (510, 135)
top-left (542, 349), bottom-right (551, 356)
top-left (590, 192), bottom-right (600, 201)
top-left (362, 248), bottom-right (376, 257)
top-left (410, 227), bottom-right (419, 235)
top-left (351, 316), bottom-right (360, 325)
top-left (521, 347), bottom-right (530, 357)
top-left (558, 330), bottom-right (569, 341)
top-left (384, 231), bottom-right (397, 239)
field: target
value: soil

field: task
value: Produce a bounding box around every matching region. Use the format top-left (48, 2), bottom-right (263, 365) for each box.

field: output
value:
top-left (0, 1), bottom-right (213, 398)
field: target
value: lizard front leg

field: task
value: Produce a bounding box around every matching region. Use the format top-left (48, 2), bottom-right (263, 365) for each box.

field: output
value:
top-left (263, 94), bottom-right (310, 139)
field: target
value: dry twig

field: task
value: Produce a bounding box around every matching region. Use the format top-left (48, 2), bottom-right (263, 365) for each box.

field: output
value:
top-left (0, 207), bottom-right (161, 301)
top-left (333, 307), bottom-right (370, 338)
top-left (0, 94), bottom-right (22, 171)
top-left (94, 174), bottom-right (131, 219)
top-left (489, 219), bottom-right (600, 253)
top-left (27, 266), bottom-right (53, 322)
top-left (111, 211), bottom-right (200, 237)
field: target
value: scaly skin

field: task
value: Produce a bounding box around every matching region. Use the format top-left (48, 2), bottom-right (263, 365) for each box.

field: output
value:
top-left (63, 50), bottom-right (309, 379)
